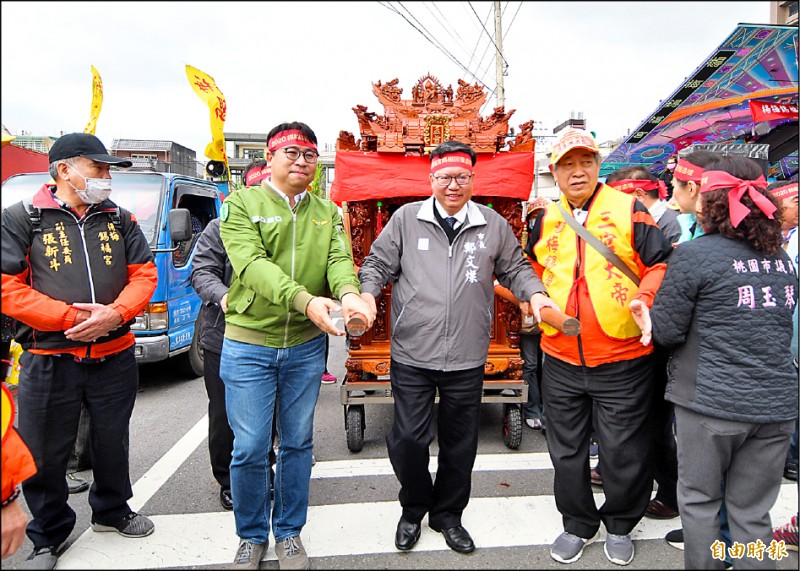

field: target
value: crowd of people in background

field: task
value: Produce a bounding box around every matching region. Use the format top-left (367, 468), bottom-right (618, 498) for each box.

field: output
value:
top-left (1, 126), bottom-right (797, 571)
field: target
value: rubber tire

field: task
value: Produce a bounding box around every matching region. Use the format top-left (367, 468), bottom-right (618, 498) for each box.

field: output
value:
top-left (502, 403), bottom-right (523, 449)
top-left (177, 321), bottom-right (204, 378)
top-left (346, 405), bottom-right (365, 453)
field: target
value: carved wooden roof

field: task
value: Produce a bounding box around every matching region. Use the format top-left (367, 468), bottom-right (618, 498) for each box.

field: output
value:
top-left (337, 74), bottom-right (535, 155)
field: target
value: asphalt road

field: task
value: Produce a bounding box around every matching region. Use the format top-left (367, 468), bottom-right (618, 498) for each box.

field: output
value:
top-left (4, 324), bottom-right (798, 570)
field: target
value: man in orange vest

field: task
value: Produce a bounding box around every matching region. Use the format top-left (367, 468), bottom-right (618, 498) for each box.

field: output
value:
top-left (2, 383), bottom-right (37, 559)
top-left (526, 129), bottom-right (673, 566)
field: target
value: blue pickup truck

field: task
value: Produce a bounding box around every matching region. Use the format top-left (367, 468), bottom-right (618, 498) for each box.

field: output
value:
top-left (1, 171), bottom-right (226, 377)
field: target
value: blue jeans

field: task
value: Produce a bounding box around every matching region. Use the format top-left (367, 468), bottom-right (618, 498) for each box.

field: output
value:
top-left (220, 334), bottom-right (325, 543)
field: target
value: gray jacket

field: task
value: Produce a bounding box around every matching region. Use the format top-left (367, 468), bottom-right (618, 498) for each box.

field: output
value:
top-left (190, 218), bottom-right (232, 354)
top-left (358, 197), bottom-right (545, 371)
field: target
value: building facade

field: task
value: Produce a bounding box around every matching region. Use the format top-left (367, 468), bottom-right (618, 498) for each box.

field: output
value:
top-left (110, 139), bottom-right (201, 177)
top-left (771, 1), bottom-right (798, 25)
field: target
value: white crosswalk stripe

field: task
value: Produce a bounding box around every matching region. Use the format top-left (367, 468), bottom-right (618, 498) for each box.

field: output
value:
top-left (55, 414), bottom-right (799, 569)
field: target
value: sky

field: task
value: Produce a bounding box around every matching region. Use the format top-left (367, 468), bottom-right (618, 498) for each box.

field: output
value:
top-left (1, 1), bottom-right (773, 159)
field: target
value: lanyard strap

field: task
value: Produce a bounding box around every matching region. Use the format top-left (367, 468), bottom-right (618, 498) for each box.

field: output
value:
top-left (556, 202), bottom-right (641, 286)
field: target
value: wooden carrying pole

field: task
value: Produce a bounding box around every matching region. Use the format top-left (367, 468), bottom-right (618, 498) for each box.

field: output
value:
top-left (540, 307), bottom-right (581, 336)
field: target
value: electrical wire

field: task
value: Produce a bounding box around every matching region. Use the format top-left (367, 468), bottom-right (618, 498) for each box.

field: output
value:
top-left (378, 1), bottom-right (485, 86)
top-left (467, 1), bottom-right (508, 67)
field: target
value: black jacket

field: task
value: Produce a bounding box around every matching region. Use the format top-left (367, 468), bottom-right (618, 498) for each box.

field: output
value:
top-left (190, 218), bottom-right (231, 354)
top-left (1, 185), bottom-right (156, 352)
top-left (651, 233), bottom-right (798, 423)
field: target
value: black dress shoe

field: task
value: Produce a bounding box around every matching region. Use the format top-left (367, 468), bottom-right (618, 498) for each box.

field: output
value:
top-left (784, 463), bottom-right (798, 481)
top-left (395, 518), bottom-right (421, 551)
top-left (430, 524), bottom-right (475, 554)
top-left (219, 488), bottom-right (233, 511)
top-left (645, 498), bottom-right (679, 519)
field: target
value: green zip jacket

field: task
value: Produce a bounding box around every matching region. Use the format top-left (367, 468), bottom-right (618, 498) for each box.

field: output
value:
top-left (219, 181), bottom-right (360, 348)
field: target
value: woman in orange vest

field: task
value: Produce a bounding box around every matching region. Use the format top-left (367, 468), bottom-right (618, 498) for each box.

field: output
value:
top-left (2, 383), bottom-right (37, 559)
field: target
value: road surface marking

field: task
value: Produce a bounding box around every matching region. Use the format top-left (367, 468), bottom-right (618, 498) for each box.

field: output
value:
top-left (57, 415), bottom-right (798, 569)
top-left (56, 483), bottom-right (798, 569)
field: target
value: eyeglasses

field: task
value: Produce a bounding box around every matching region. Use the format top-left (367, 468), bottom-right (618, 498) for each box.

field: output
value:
top-left (432, 174), bottom-right (473, 187)
top-left (281, 147), bottom-right (318, 163)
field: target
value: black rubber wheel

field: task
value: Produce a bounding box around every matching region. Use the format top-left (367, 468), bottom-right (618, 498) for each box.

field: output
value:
top-left (502, 403), bottom-right (523, 449)
top-left (346, 405), bottom-right (365, 453)
top-left (177, 321), bottom-right (204, 378)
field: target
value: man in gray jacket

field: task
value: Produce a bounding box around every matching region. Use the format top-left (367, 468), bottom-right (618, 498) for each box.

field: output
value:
top-left (358, 140), bottom-right (553, 555)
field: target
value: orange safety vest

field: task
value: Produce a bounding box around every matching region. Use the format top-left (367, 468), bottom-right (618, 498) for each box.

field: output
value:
top-left (532, 187), bottom-right (653, 366)
top-left (2, 383), bottom-right (36, 503)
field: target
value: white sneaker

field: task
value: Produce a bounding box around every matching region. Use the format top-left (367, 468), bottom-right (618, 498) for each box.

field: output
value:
top-left (525, 418), bottom-right (543, 430)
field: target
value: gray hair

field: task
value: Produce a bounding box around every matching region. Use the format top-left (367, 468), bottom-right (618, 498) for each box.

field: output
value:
top-left (48, 157), bottom-right (79, 180)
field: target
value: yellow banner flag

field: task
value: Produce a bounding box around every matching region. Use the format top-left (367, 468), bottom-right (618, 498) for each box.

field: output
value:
top-left (185, 64), bottom-right (228, 164)
top-left (1, 132), bottom-right (16, 148)
top-left (84, 65), bottom-right (103, 135)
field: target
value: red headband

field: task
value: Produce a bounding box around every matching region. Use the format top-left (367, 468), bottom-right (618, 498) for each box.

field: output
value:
top-left (607, 179), bottom-right (668, 199)
top-left (770, 183), bottom-right (798, 201)
top-left (267, 129), bottom-right (317, 153)
top-left (673, 158), bottom-right (704, 183)
top-left (245, 165), bottom-right (271, 187)
top-left (430, 152), bottom-right (474, 174)
top-left (699, 170), bottom-right (775, 228)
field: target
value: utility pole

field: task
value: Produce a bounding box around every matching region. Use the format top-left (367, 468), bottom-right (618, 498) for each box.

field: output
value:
top-left (494, 0), bottom-right (505, 109)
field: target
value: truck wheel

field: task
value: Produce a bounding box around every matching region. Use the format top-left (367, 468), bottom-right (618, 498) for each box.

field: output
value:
top-left (346, 405), bottom-right (365, 453)
top-left (502, 403), bottom-right (523, 449)
top-left (177, 322), bottom-right (204, 378)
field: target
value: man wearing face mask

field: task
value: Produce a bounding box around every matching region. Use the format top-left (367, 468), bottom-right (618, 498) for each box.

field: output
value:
top-left (658, 154), bottom-right (678, 201)
top-left (1, 133), bottom-right (158, 569)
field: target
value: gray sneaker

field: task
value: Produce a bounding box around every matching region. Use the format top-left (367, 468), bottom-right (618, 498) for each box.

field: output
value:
top-left (66, 472), bottom-right (89, 494)
top-left (91, 511), bottom-right (154, 538)
top-left (550, 531), bottom-right (597, 564)
top-left (230, 539), bottom-right (267, 570)
top-left (22, 541), bottom-right (69, 570)
top-left (604, 533), bottom-right (634, 566)
top-left (275, 536), bottom-right (309, 570)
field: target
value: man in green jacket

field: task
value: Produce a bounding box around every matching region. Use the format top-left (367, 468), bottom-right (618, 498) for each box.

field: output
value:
top-left (219, 122), bottom-right (375, 571)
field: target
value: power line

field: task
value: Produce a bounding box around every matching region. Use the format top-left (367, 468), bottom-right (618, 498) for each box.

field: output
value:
top-left (504, 1), bottom-right (523, 40)
top-left (468, 1), bottom-right (508, 68)
top-left (423, 1), bottom-right (472, 60)
top-left (378, 1), bottom-right (487, 87)
top-left (426, 1), bottom-right (495, 94)
top-left (470, 3), bottom-right (500, 89)
top-left (461, 2), bottom-right (493, 79)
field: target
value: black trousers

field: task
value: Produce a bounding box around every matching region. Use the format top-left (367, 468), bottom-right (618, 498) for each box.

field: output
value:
top-left (203, 349), bottom-right (235, 490)
top-left (650, 343), bottom-right (678, 510)
top-left (387, 359), bottom-right (483, 529)
top-left (18, 348), bottom-right (138, 548)
top-left (542, 353), bottom-right (654, 537)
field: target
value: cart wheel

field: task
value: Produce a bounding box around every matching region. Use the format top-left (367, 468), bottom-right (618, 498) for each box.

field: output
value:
top-left (502, 403), bottom-right (523, 449)
top-left (346, 405), bottom-right (365, 453)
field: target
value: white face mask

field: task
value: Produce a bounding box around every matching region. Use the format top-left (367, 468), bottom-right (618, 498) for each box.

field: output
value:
top-left (66, 163), bottom-right (113, 204)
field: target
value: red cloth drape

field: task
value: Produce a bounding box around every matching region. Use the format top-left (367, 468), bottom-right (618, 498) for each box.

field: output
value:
top-left (330, 151), bottom-right (534, 205)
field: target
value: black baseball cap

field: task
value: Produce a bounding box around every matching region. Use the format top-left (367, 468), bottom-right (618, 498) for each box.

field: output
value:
top-left (49, 133), bottom-right (133, 167)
